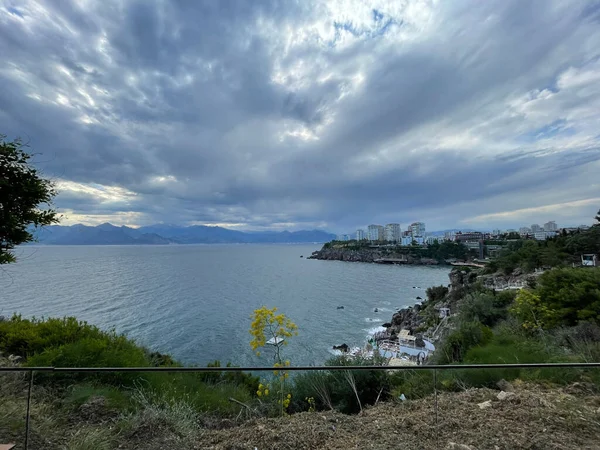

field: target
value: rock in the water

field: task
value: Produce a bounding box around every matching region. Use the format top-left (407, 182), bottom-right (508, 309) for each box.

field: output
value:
top-left (382, 322), bottom-right (392, 328)
top-left (416, 296), bottom-right (422, 300)
top-left (333, 344), bottom-right (349, 352)
top-left (337, 306), bottom-right (344, 310)
top-left (478, 400), bottom-right (492, 409)
top-left (374, 308), bottom-right (379, 313)
top-left (496, 379), bottom-right (514, 392)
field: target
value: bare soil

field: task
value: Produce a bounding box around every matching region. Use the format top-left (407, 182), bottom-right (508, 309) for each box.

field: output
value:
top-left (2, 378), bottom-right (600, 449)
top-left (197, 383), bottom-right (600, 450)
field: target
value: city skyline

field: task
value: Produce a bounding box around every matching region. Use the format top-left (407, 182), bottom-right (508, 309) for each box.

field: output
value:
top-left (337, 218), bottom-right (597, 239)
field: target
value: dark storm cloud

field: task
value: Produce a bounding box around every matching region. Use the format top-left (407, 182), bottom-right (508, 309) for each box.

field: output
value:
top-left (1, 0), bottom-right (600, 230)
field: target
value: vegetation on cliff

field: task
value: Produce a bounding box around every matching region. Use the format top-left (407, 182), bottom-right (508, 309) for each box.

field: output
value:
top-left (486, 224), bottom-right (600, 274)
top-left (312, 240), bottom-right (475, 263)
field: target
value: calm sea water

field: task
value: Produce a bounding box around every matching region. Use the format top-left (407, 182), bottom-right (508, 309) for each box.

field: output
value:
top-left (1, 245), bottom-right (450, 367)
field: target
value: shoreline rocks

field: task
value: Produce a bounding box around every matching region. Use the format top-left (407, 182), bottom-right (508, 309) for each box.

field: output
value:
top-left (308, 247), bottom-right (443, 265)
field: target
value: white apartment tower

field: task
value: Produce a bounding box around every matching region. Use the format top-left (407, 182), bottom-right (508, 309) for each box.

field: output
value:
top-left (384, 223), bottom-right (401, 242)
top-left (356, 229), bottom-right (366, 241)
top-left (544, 221), bottom-right (558, 231)
top-left (410, 222), bottom-right (426, 237)
top-left (368, 224), bottom-right (385, 241)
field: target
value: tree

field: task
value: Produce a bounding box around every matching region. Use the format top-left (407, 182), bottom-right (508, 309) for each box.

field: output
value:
top-left (249, 306), bottom-right (298, 415)
top-left (534, 268), bottom-right (600, 327)
top-left (0, 135), bottom-right (58, 263)
top-left (595, 208), bottom-right (600, 225)
top-left (510, 289), bottom-right (556, 332)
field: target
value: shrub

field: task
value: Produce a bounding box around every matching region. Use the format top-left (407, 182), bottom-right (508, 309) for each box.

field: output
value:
top-left (291, 355), bottom-right (390, 414)
top-left (0, 315), bottom-right (114, 357)
top-left (426, 285), bottom-right (449, 304)
top-left (510, 289), bottom-right (557, 332)
top-left (138, 372), bottom-right (254, 418)
top-left (434, 321), bottom-right (493, 364)
top-left (534, 268), bottom-right (600, 327)
top-left (459, 292), bottom-right (510, 327)
top-left (389, 370), bottom-right (434, 399)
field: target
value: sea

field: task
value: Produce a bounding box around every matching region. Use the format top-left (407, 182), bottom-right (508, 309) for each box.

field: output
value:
top-left (0, 245), bottom-right (450, 367)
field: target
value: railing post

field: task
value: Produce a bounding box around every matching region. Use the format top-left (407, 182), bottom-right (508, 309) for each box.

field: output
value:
top-left (25, 370), bottom-right (34, 450)
top-left (433, 368), bottom-right (438, 428)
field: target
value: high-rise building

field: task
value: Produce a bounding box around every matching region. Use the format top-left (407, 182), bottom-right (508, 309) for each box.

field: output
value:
top-left (425, 236), bottom-right (438, 245)
top-left (367, 224), bottom-right (385, 241)
top-left (410, 222), bottom-right (426, 237)
top-left (519, 227), bottom-right (531, 236)
top-left (384, 223), bottom-right (401, 242)
top-left (444, 231), bottom-right (456, 241)
top-left (356, 229), bottom-right (366, 241)
top-left (543, 221), bottom-right (557, 232)
top-left (530, 224), bottom-right (542, 233)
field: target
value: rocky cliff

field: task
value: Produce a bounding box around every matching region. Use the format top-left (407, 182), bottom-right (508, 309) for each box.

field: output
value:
top-left (308, 246), bottom-right (440, 265)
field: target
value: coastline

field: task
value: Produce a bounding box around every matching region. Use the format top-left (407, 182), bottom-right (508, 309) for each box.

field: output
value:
top-left (307, 241), bottom-right (475, 266)
top-left (308, 247), bottom-right (444, 265)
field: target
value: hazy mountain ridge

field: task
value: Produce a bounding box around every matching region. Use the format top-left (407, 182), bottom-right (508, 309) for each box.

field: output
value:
top-left (31, 223), bottom-right (336, 245)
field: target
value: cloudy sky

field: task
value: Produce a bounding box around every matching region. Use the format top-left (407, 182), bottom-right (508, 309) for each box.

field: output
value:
top-left (1, 1), bottom-right (600, 232)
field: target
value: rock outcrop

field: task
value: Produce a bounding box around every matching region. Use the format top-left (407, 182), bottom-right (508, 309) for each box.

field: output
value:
top-left (308, 247), bottom-right (441, 265)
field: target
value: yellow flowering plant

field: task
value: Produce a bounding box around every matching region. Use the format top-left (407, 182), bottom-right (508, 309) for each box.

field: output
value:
top-left (249, 306), bottom-right (298, 416)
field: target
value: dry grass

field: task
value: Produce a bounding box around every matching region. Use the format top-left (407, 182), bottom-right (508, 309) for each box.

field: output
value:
top-left (199, 384), bottom-right (600, 450)
top-left (2, 366), bottom-right (599, 450)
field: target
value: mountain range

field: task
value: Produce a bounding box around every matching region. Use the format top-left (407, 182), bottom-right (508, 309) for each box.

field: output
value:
top-left (30, 223), bottom-right (336, 245)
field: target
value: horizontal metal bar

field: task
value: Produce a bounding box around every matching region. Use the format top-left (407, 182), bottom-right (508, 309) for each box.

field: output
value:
top-left (1, 362), bottom-right (599, 373)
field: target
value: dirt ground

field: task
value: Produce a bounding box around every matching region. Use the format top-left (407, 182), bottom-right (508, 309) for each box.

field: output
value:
top-left (2, 381), bottom-right (600, 449)
top-left (197, 383), bottom-right (600, 450)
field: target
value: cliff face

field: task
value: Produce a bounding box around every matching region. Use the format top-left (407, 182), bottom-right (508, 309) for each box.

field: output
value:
top-left (381, 267), bottom-right (476, 342)
top-left (308, 247), bottom-right (439, 265)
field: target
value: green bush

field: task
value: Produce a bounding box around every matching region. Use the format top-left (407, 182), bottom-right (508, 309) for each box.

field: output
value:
top-left (534, 267), bottom-right (600, 327)
top-left (0, 315), bottom-right (114, 357)
top-left (389, 370), bottom-right (434, 399)
top-left (138, 372), bottom-right (254, 417)
top-left (459, 293), bottom-right (502, 327)
top-left (291, 355), bottom-right (391, 414)
top-left (434, 321), bottom-right (493, 364)
top-left (199, 360), bottom-right (259, 394)
top-left (425, 285), bottom-right (449, 304)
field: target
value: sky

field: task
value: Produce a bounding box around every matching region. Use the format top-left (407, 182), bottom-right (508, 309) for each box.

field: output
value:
top-left (1, 0), bottom-right (600, 233)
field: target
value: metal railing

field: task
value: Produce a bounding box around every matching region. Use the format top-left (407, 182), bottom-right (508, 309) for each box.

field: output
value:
top-left (2, 362), bottom-right (600, 450)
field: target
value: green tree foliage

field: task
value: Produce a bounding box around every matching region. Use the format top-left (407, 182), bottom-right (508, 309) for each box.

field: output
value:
top-left (419, 240), bottom-right (473, 261)
top-left (534, 268), bottom-right (600, 327)
top-left (460, 290), bottom-right (514, 327)
top-left (425, 285), bottom-right (449, 304)
top-left (510, 289), bottom-right (556, 332)
top-left (510, 268), bottom-right (600, 330)
top-left (0, 135), bottom-right (58, 263)
top-left (487, 227), bottom-right (600, 274)
top-left (434, 321), bottom-right (493, 364)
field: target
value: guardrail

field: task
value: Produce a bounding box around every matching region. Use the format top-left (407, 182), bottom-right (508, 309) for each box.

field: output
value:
top-left (2, 362), bottom-right (600, 449)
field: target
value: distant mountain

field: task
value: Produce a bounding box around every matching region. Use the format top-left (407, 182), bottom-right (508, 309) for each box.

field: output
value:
top-left (33, 223), bottom-right (174, 245)
top-left (31, 223), bottom-right (335, 245)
